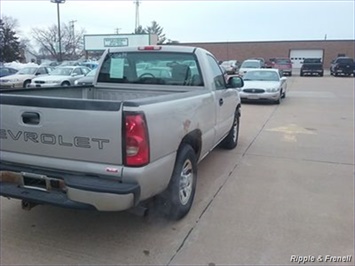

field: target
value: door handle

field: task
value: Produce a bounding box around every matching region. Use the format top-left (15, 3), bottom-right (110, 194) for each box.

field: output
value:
top-left (219, 98), bottom-right (224, 106)
top-left (22, 112), bottom-right (40, 125)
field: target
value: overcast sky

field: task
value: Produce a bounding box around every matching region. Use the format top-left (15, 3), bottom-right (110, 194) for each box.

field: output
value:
top-left (1, 0), bottom-right (354, 43)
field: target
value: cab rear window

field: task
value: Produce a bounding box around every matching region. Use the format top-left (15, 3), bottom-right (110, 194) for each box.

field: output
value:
top-left (97, 52), bottom-right (203, 86)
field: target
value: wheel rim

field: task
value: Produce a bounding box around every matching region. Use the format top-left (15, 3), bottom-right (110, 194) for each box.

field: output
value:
top-left (179, 159), bottom-right (193, 205)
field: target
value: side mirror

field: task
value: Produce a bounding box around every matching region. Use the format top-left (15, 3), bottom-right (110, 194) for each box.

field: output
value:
top-left (227, 76), bottom-right (244, 88)
top-left (280, 77), bottom-right (287, 81)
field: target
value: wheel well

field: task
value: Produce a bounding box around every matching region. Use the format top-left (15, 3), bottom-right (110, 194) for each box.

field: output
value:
top-left (61, 80), bottom-right (70, 85)
top-left (236, 104), bottom-right (241, 116)
top-left (179, 129), bottom-right (202, 160)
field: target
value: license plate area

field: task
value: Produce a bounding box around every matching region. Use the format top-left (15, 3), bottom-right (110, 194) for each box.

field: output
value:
top-left (20, 172), bottom-right (66, 192)
top-left (22, 172), bottom-right (48, 191)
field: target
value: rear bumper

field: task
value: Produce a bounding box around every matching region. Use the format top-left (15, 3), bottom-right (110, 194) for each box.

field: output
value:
top-left (0, 162), bottom-right (140, 211)
top-left (335, 69), bottom-right (353, 74)
top-left (301, 69), bottom-right (323, 74)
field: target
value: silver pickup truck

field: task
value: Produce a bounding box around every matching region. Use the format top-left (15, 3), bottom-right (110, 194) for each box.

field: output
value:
top-left (0, 45), bottom-right (243, 220)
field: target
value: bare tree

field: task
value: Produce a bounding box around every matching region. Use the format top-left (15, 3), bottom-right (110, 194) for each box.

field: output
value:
top-left (32, 22), bottom-right (85, 61)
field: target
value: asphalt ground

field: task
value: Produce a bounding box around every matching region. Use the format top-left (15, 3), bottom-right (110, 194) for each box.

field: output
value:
top-left (1, 73), bottom-right (354, 265)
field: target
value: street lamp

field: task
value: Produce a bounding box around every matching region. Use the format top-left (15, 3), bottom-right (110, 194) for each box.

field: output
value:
top-left (50, 0), bottom-right (66, 62)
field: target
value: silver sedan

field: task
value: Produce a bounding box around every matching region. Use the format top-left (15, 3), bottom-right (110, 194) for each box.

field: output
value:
top-left (237, 69), bottom-right (287, 104)
top-left (29, 66), bottom-right (90, 88)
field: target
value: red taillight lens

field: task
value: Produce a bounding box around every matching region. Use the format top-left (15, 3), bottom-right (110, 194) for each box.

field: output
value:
top-left (124, 113), bottom-right (149, 167)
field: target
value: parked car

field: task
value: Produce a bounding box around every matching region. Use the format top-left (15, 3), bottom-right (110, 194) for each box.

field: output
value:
top-left (330, 57), bottom-right (354, 76)
top-left (40, 60), bottom-right (60, 67)
top-left (238, 59), bottom-right (263, 76)
top-left (59, 60), bottom-right (81, 66)
top-left (0, 66), bottom-right (18, 78)
top-left (220, 60), bottom-right (239, 74)
top-left (74, 68), bottom-right (97, 86)
top-left (250, 57), bottom-right (265, 68)
top-left (300, 58), bottom-right (324, 76)
top-left (29, 66), bottom-right (91, 87)
top-left (271, 58), bottom-right (293, 76)
top-left (264, 58), bottom-right (276, 68)
top-left (0, 66), bottom-right (53, 88)
top-left (79, 61), bottom-right (99, 69)
top-left (237, 69), bottom-right (287, 104)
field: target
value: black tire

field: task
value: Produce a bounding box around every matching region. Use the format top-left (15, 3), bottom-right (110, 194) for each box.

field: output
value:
top-left (281, 89), bottom-right (286, 99)
top-left (23, 80), bottom-right (31, 88)
top-left (220, 108), bottom-right (240, 150)
top-left (162, 144), bottom-right (197, 220)
top-left (320, 72), bottom-right (324, 77)
top-left (275, 92), bottom-right (281, 104)
top-left (300, 71), bottom-right (304, 77)
top-left (61, 81), bottom-right (70, 86)
top-left (289, 72), bottom-right (292, 77)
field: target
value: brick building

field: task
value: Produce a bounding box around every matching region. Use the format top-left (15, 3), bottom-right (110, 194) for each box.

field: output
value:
top-left (178, 40), bottom-right (355, 69)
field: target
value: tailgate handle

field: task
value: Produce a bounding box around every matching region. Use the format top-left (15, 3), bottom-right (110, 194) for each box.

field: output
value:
top-left (22, 112), bottom-right (40, 125)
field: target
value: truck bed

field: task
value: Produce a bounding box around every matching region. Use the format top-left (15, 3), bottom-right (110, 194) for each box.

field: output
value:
top-left (1, 86), bottom-right (179, 102)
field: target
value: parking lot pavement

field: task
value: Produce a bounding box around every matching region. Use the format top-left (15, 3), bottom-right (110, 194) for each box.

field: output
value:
top-left (171, 75), bottom-right (354, 265)
top-left (1, 75), bottom-right (354, 265)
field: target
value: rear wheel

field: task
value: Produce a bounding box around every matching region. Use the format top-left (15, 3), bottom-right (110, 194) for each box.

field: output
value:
top-left (161, 145), bottom-right (197, 220)
top-left (220, 108), bottom-right (240, 150)
top-left (300, 71), bottom-right (304, 77)
top-left (320, 72), bottom-right (324, 77)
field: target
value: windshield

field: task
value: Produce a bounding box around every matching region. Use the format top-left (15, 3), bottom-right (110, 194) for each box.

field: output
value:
top-left (50, 68), bottom-right (74, 76)
top-left (243, 70), bottom-right (279, 81)
top-left (86, 69), bottom-right (97, 77)
top-left (241, 61), bottom-right (261, 68)
top-left (275, 59), bottom-right (292, 65)
top-left (221, 61), bottom-right (231, 66)
top-left (97, 52), bottom-right (203, 86)
top-left (18, 67), bottom-right (38, 75)
top-left (337, 58), bottom-right (354, 64)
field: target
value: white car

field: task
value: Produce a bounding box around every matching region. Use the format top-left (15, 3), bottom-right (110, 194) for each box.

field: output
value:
top-left (237, 69), bottom-right (287, 104)
top-left (238, 59), bottom-right (263, 76)
top-left (0, 66), bottom-right (52, 88)
top-left (30, 66), bottom-right (90, 88)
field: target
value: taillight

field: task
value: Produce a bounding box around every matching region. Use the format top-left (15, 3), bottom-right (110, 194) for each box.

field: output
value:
top-left (124, 112), bottom-right (150, 167)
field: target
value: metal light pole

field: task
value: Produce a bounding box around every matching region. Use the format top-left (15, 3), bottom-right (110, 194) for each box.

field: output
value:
top-left (50, 0), bottom-right (66, 62)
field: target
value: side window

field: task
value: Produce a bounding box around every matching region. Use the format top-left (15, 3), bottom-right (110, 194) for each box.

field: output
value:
top-left (0, 69), bottom-right (9, 75)
top-left (73, 68), bottom-right (82, 75)
top-left (37, 67), bottom-right (47, 75)
top-left (206, 54), bottom-right (225, 90)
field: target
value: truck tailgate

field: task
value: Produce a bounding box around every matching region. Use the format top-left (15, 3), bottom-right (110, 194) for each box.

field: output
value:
top-left (0, 100), bottom-right (123, 165)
